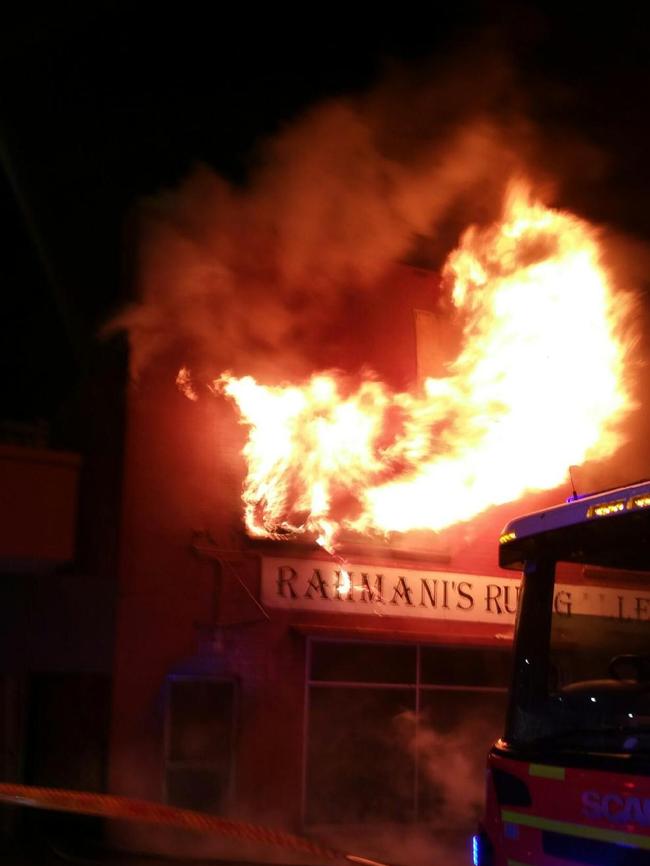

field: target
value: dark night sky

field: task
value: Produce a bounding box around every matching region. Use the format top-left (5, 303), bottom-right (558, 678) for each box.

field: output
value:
top-left (3, 1), bottom-right (650, 431)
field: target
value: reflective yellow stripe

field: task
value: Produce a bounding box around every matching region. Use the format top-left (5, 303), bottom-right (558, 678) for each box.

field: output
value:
top-left (502, 809), bottom-right (650, 849)
top-left (529, 763), bottom-right (565, 780)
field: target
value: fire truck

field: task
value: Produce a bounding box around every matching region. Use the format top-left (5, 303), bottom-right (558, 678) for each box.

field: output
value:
top-left (475, 480), bottom-right (650, 866)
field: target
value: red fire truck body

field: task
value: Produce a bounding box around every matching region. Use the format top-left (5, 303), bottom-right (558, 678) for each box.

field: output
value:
top-left (477, 480), bottom-right (650, 866)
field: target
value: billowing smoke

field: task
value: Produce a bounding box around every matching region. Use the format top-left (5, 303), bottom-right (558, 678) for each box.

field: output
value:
top-left (307, 703), bottom-right (504, 866)
top-left (106, 41), bottom-right (650, 537)
top-left (395, 708), bottom-right (500, 830)
top-left (110, 51), bottom-right (545, 381)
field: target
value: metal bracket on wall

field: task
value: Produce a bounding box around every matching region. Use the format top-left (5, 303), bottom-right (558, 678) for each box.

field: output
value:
top-left (191, 531), bottom-right (270, 633)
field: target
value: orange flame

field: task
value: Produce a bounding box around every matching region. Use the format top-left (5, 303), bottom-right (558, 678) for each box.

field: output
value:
top-left (219, 183), bottom-right (635, 550)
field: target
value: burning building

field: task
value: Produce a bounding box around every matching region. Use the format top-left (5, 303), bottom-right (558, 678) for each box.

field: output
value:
top-left (106, 160), bottom-right (637, 863)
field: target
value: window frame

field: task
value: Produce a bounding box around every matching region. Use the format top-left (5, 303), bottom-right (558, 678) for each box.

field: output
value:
top-left (302, 637), bottom-right (509, 826)
top-left (162, 674), bottom-right (237, 813)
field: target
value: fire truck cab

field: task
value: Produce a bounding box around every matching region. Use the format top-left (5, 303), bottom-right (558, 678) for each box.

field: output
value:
top-left (476, 480), bottom-right (650, 866)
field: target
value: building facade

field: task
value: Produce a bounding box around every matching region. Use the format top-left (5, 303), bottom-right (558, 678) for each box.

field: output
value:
top-left (107, 265), bottom-right (564, 862)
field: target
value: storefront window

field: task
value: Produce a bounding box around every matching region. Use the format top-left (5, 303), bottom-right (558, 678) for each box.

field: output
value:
top-left (310, 641), bottom-right (416, 684)
top-left (304, 641), bottom-right (509, 826)
top-left (306, 685), bottom-right (416, 823)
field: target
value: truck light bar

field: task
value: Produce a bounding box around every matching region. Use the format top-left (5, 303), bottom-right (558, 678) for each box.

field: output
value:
top-left (586, 499), bottom-right (625, 518)
top-left (498, 479), bottom-right (650, 548)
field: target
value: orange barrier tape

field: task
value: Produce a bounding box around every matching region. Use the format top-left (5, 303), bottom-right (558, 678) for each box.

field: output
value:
top-left (0, 783), bottom-right (342, 861)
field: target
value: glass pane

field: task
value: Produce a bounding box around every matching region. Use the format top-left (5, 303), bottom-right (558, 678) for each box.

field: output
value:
top-left (310, 641), bottom-right (416, 684)
top-left (509, 559), bottom-right (650, 753)
top-left (305, 686), bottom-right (416, 823)
top-left (420, 646), bottom-right (512, 687)
top-left (416, 690), bottom-right (507, 826)
top-left (168, 679), bottom-right (234, 762)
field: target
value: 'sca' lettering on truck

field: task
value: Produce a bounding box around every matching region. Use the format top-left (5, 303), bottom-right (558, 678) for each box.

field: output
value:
top-left (475, 480), bottom-right (650, 866)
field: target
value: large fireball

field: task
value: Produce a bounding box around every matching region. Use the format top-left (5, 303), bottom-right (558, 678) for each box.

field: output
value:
top-left (219, 183), bottom-right (635, 550)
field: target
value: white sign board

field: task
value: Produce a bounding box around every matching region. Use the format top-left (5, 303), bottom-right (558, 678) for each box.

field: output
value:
top-left (261, 556), bottom-right (650, 626)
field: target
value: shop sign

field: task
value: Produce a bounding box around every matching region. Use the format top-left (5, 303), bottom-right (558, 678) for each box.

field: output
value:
top-left (261, 556), bottom-right (650, 625)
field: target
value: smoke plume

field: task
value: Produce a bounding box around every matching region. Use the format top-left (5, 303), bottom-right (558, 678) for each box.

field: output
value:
top-left (108, 42), bottom-right (650, 519)
top-left (110, 51), bottom-right (546, 381)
